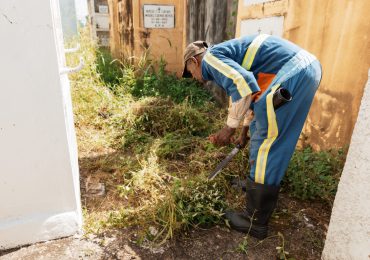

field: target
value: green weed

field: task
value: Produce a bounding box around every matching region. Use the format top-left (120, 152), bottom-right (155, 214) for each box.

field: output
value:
top-left (132, 97), bottom-right (214, 137)
top-left (276, 232), bottom-right (296, 260)
top-left (156, 133), bottom-right (198, 160)
top-left (284, 147), bottom-right (346, 203)
top-left (96, 48), bottom-right (123, 87)
top-left (131, 60), bottom-right (211, 106)
top-left (153, 177), bottom-right (228, 244)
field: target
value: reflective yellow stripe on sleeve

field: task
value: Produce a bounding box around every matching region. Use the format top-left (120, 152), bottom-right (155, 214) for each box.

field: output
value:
top-left (204, 53), bottom-right (252, 97)
top-left (242, 34), bottom-right (270, 70)
top-left (254, 84), bottom-right (280, 184)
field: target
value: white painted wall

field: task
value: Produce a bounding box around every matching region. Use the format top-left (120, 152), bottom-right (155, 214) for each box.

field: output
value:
top-left (0, 0), bottom-right (82, 250)
top-left (240, 16), bottom-right (284, 37)
top-left (322, 70), bottom-right (370, 259)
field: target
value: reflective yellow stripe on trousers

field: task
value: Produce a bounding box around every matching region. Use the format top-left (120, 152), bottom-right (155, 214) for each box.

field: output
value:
top-left (241, 34), bottom-right (279, 184)
top-left (255, 84), bottom-right (280, 184)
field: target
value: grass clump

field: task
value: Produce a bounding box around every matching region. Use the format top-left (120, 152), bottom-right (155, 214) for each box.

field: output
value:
top-left (96, 48), bottom-right (123, 87)
top-left (68, 28), bottom-right (230, 243)
top-left (156, 133), bottom-right (198, 160)
top-left (132, 97), bottom-right (212, 137)
top-left (131, 60), bottom-right (211, 106)
top-left (153, 177), bottom-right (228, 244)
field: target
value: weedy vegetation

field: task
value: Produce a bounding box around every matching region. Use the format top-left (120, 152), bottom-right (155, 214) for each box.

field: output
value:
top-left (283, 147), bottom-right (346, 204)
top-left (68, 28), bottom-right (346, 248)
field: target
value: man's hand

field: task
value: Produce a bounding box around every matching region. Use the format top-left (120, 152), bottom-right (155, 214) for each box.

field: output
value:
top-left (209, 126), bottom-right (236, 146)
top-left (234, 126), bottom-right (249, 148)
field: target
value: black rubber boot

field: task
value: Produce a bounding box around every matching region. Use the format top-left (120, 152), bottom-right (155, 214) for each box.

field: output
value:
top-left (225, 178), bottom-right (280, 240)
top-left (230, 178), bottom-right (247, 192)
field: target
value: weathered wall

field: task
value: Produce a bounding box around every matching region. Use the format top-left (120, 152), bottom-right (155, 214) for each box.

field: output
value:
top-left (187, 0), bottom-right (238, 105)
top-left (109, 0), bottom-right (186, 75)
top-left (321, 70), bottom-right (370, 259)
top-left (108, 0), bottom-right (238, 104)
top-left (107, 0), bottom-right (118, 57)
top-left (108, 0), bottom-right (134, 59)
top-left (187, 0), bottom-right (228, 44)
top-left (236, 0), bottom-right (370, 149)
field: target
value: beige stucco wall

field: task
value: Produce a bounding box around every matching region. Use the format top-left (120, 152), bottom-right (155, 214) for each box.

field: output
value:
top-left (236, 0), bottom-right (370, 149)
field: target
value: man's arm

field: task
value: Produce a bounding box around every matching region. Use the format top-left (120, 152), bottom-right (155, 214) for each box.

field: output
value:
top-left (209, 95), bottom-right (252, 146)
top-left (234, 109), bottom-right (254, 148)
top-left (202, 51), bottom-right (260, 102)
top-left (202, 50), bottom-right (259, 146)
top-left (227, 95), bottom-right (252, 128)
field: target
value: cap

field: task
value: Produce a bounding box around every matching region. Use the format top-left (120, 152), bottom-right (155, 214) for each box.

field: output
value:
top-left (182, 41), bottom-right (208, 78)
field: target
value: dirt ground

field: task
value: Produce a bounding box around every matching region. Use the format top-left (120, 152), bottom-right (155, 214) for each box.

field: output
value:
top-left (0, 192), bottom-right (330, 260)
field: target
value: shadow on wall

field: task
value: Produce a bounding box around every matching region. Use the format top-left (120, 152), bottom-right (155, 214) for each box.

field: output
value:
top-left (304, 88), bottom-right (354, 150)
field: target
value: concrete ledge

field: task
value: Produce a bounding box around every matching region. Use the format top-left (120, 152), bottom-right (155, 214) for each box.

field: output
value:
top-left (0, 211), bottom-right (82, 250)
top-left (322, 70), bottom-right (370, 259)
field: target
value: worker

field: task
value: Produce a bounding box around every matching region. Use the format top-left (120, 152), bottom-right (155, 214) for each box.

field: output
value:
top-left (182, 34), bottom-right (322, 239)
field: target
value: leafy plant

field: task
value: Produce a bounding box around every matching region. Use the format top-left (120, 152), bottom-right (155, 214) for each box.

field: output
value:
top-left (153, 178), bottom-right (228, 244)
top-left (283, 147), bottom-right (346, 203)
top-left (236, 236), bottom-right (249, 254)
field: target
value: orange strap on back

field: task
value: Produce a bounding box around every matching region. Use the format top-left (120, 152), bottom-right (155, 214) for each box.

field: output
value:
top-left (253, 72), bottom-right (276, 101)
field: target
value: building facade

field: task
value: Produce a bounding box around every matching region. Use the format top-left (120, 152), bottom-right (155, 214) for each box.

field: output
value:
top-left (88, 0), bottom-right (110, 46)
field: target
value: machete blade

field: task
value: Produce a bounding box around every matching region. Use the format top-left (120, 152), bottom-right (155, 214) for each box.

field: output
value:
top-left (208, 146), bottom-right (240, 180)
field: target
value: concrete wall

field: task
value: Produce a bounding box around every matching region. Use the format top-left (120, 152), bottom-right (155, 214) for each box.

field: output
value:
top-left (0, 0), bottom-right (82, 249)
top-left (236, 0), bottom-right (370, 149)
top-left (321, 70), bottom-right (370, 259)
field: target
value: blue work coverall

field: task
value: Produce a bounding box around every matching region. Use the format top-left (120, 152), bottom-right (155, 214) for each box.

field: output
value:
top-left (201, 34), bottom-right (322, 186)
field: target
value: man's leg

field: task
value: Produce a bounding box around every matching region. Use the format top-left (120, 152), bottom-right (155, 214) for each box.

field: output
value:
top-left (255, 60), bottom-right (322, 186)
